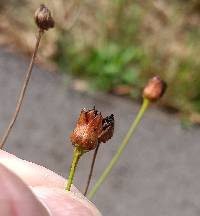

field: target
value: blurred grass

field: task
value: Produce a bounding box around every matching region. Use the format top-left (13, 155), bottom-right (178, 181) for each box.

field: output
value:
top-left (0, 0), bottom-right (200, 122)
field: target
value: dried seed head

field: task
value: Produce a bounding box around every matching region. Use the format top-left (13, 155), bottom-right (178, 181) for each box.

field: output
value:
top-left (34, 4), bottom-right (55, 31)
top-left (98, 114), bottom-right (114, 143)
top-left (70, 108), bottom-right (114, 151)
top-left (70, 108), bottom-right (103, 151)
top-left (143, 76), bottom-right (167, 102)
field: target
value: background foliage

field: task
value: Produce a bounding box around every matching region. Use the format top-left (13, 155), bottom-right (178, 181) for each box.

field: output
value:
top-left (1, 0), bottom-right (200, 122)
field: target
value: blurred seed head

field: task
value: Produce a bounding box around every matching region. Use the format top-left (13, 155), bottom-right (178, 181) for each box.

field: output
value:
top-left (70, 107), bottom-right (114, 151)
top-left (143, 76), bottom-right (167, 102)
top-left (34, 4), bottom-right (55, 31)
top-left (98, 114), bottom-right (114, 143)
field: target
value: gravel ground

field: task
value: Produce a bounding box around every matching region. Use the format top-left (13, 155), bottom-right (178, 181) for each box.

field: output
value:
top-left (0, 48), bottom-right (200, 216)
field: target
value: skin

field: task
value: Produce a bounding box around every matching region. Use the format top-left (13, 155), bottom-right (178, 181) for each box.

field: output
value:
top-left (0, 150), bottom-right (102, 216)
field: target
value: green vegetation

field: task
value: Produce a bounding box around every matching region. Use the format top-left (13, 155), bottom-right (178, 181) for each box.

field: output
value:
top-left (56, 39), bottom-right (147, 95)
top-left (1, 0), bottom-right (200, 122)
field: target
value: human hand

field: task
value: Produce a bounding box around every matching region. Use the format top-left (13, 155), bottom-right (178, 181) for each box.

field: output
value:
top-left (0, 150), bottom-right (101, 216)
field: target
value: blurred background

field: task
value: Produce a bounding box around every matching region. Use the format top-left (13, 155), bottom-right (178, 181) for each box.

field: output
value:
top-left (1, 0), bottom-right (200, 123)
top-left (0, 1), bottom-right (200, 216)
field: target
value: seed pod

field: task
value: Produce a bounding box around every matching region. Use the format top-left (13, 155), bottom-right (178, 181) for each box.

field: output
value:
top-left (70, 108), bottom-right (103, 151)
top-left (34, 4), bottom-right (55, 30)
top-left (70, 108), bottom-right (114, 151)
top-left (98, 114), bottom-right (114, 143)
top-left (143, 76), bottom-right (167, 101)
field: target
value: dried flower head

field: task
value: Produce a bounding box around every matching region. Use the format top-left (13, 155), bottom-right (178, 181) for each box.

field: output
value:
top-left (99, 114), bottom-right (114, 143)
top-left (143, 76), bottom-right (167, 101)
top-left (34, 4), bottom-right (55, 30)
top-left (70, 108), bottom-right (114, 151)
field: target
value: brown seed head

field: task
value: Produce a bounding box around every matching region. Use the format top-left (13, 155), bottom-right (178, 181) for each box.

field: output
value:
top-left (70, 108), bottom-right (103, 151)
top-left (98, 114), bottom-right (114, 143)
top-left (34, 4), bottom-right (55, 30)
top-left (70, 108), bottom-right (114, 151)
top-left (143, 76), bottom-right (167, 102)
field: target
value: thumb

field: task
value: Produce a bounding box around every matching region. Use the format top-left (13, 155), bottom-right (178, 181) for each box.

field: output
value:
top-left (0, 164), bottom-right (102, 216)
top-left (32, 187), bottom-right (102, 216)
top-left (0, 164), bottom-right (49, 216)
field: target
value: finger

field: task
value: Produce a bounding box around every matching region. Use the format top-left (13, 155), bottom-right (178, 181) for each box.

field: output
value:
top-left (0, 164), bottom-right (50, 216)
top-left (0, 150), bottom-right (82, 195)
top-left (0, 149), bottom-right (66, 189)
top-left (33, 186), bottom-right (102, 216)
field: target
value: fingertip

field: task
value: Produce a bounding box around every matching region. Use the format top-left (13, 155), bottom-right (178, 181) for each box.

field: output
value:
top-left (0, 149), bottom-right (66, 188)
top-left (32, 187), bottom-right (102, 216)
top-left (0, 150), bottom-right (101, 215)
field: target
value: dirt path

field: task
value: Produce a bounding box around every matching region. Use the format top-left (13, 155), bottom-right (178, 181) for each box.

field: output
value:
top-left (0, 48), bottom-right (200, 216)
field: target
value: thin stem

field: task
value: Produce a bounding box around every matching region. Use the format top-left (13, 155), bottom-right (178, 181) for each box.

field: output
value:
top-left (0, 29), bottom-right (44, 149)
top-left (88, 98), bottom-right (150, 199)
top-left (66, 147), bottom-right (84, 191)
top-left (84, 143), bottom-right (100, 196)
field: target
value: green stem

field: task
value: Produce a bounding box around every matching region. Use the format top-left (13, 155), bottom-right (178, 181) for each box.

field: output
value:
top-left (66, 146), bottom-right (84, 191)
top-left (88, 98), bottom-right (150, 199)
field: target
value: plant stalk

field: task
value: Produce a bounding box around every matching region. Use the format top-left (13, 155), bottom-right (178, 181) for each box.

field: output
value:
top-left (0, 29), bottom-right (44, 149)
top-left (66, 146), bottom-right (84, 191)
top-left (88, 98), bottom-right (150, 199)
top-left (84, 143), bottom-right (100, 196)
